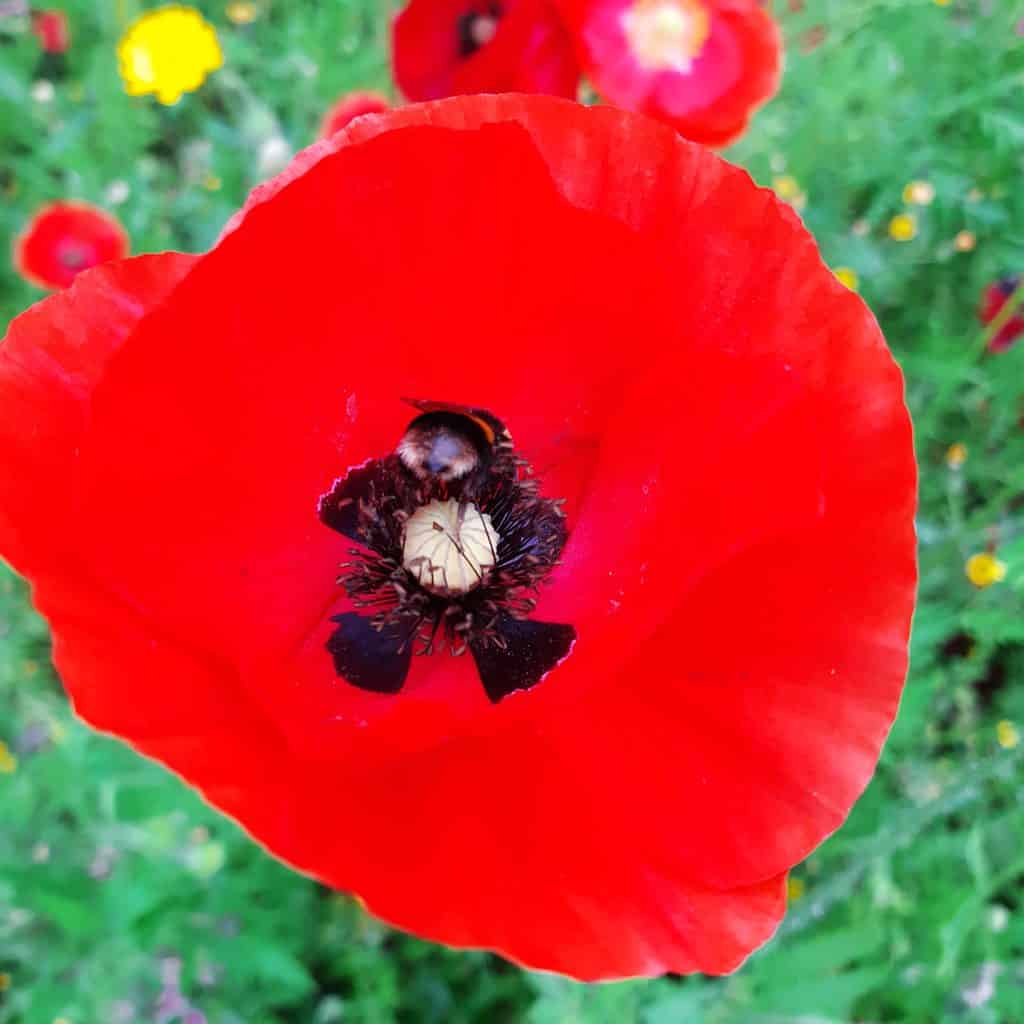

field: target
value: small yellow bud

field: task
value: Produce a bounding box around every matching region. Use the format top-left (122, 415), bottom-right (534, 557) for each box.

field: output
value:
top-left (834, 267), bottom-right (859, 291)
top-left (786, 877), bottom-right (806, 901)
top-left (226, 1), bottom-right (258, 24)
top-left (997, 720), bottom-right (1019, 750)
top-left (772, 175), bottom-right (802, 201)
top-left (0, 742), bottom-right (17, 774)
top-left (889, 214), bottom-right (917, 241)
top-left (965, 552), bottom-right (1007, 588)
top-left (945, 442), bottom-right (967, 469)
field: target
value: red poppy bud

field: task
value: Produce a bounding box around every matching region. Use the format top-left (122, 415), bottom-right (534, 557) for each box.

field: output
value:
top-left (31, 9), bottom-right (71, 54)
top-left (979, 275), bottom-right (1024, 353)
top-left (0, 96), bottom-right (915, 980)
top-left (319, 91), bottom-right (391, 139)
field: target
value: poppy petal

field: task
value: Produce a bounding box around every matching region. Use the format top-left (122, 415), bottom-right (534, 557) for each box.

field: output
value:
top-left (31, 571), bottom-right (302, 849)
top-left (0, 253), bottom-right (198, 577)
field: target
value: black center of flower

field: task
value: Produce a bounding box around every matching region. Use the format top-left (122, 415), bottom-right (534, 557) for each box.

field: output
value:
top-left (456, 3), bottom-right (502, 58)
top-left (319, 399), bottom-right (575, 703)
top-left (57, 241), bottom-right (90, 270)
top-left (997, 274), bottom-right (1022, 298)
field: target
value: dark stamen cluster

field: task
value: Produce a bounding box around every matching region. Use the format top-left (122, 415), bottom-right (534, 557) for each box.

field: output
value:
top-left (335, 453), bottom-right (566, 658)
top-left (319, 402), bottom-right (575, 702)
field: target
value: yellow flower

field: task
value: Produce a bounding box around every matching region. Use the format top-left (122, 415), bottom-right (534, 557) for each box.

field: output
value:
top-left (773, 175), bottom-right (800, 200)
top-left (965, 552), bottom-right (1007, 588)
top-left (0, 741), bottom-right (17, 774)
top-left (772, 175), bottom-right (806, 208)
top-left (117, 5), bottom-right (223, 106)
top-left (954, 230), bottom-right (976, 252)
top-left (834, 267), bottom-right (859, 291)
top-left (997, 720), bottom-right (1019, 750)
top-left (786, 877), bottom-right (806, 901)
top-left (226, 1), bottom-right (258, 24)
top-left (933, 0), bottom-right (951, 5)
top-left (0, 972), bottom-right (10, 991)
top-left (945, 442), bottom-right (967, 469)
top-left (902, 180), bottom-right (935, 205)
top-left (889, 214), bottom-right (917, 241)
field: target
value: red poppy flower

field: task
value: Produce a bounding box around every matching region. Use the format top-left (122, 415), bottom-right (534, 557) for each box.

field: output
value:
top-left (557, 0), bottom-right (782, 146)
top-left (393, 0), bottom-right (580, 101)
top-left (13, 201), bottom-right (129, 291)
top-left (31, 9), bottom-right (71, 54)
top-left (979, 275), bottom-right (1024, 353)
top-left (319, 91), bottom-right (391, 139)
top-left (0, 95), bottom-right (915, 980)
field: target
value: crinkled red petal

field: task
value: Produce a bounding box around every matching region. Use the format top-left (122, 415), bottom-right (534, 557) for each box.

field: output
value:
top-left (0, 96), bottom-right (915, 978)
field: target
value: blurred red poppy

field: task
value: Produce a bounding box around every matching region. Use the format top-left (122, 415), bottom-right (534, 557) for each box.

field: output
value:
top-left (13, 201), bottom-right (129, 291)
top-left (32, 9), bottom-right (71, 54)
top-left (979, 275), bottom-right (1023, 353)
top-left (0, 95), bottom-right (915, 980)
top-left (393, 0), bottom-right (580, 100)
top-left (557, 0), bottom-right (781, 146)
top-left (319, 91), bottom-right (391, 139)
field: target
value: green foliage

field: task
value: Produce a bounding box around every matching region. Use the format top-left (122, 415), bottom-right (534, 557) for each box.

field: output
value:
top-left (2, 0), bottom-right (1024, 1021)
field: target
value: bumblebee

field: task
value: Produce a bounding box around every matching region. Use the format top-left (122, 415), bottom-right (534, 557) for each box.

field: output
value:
top-left (396, 398), bottom-right (512, 494)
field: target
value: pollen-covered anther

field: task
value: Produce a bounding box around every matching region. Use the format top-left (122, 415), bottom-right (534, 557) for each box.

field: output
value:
top-left (403, 499), bottom-right (500, 596)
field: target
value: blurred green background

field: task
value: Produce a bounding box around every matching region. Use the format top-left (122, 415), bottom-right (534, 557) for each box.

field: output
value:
top-left (2, 1), bottom-right (1024, 1021)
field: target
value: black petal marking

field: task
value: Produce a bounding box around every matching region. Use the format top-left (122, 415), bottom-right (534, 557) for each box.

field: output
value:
top-left (327, 613), bottom-right (413, 695)
top-left (470, 615), bottom-right (576, 704)
top-left (318, 460), bottom-right (386, 543)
